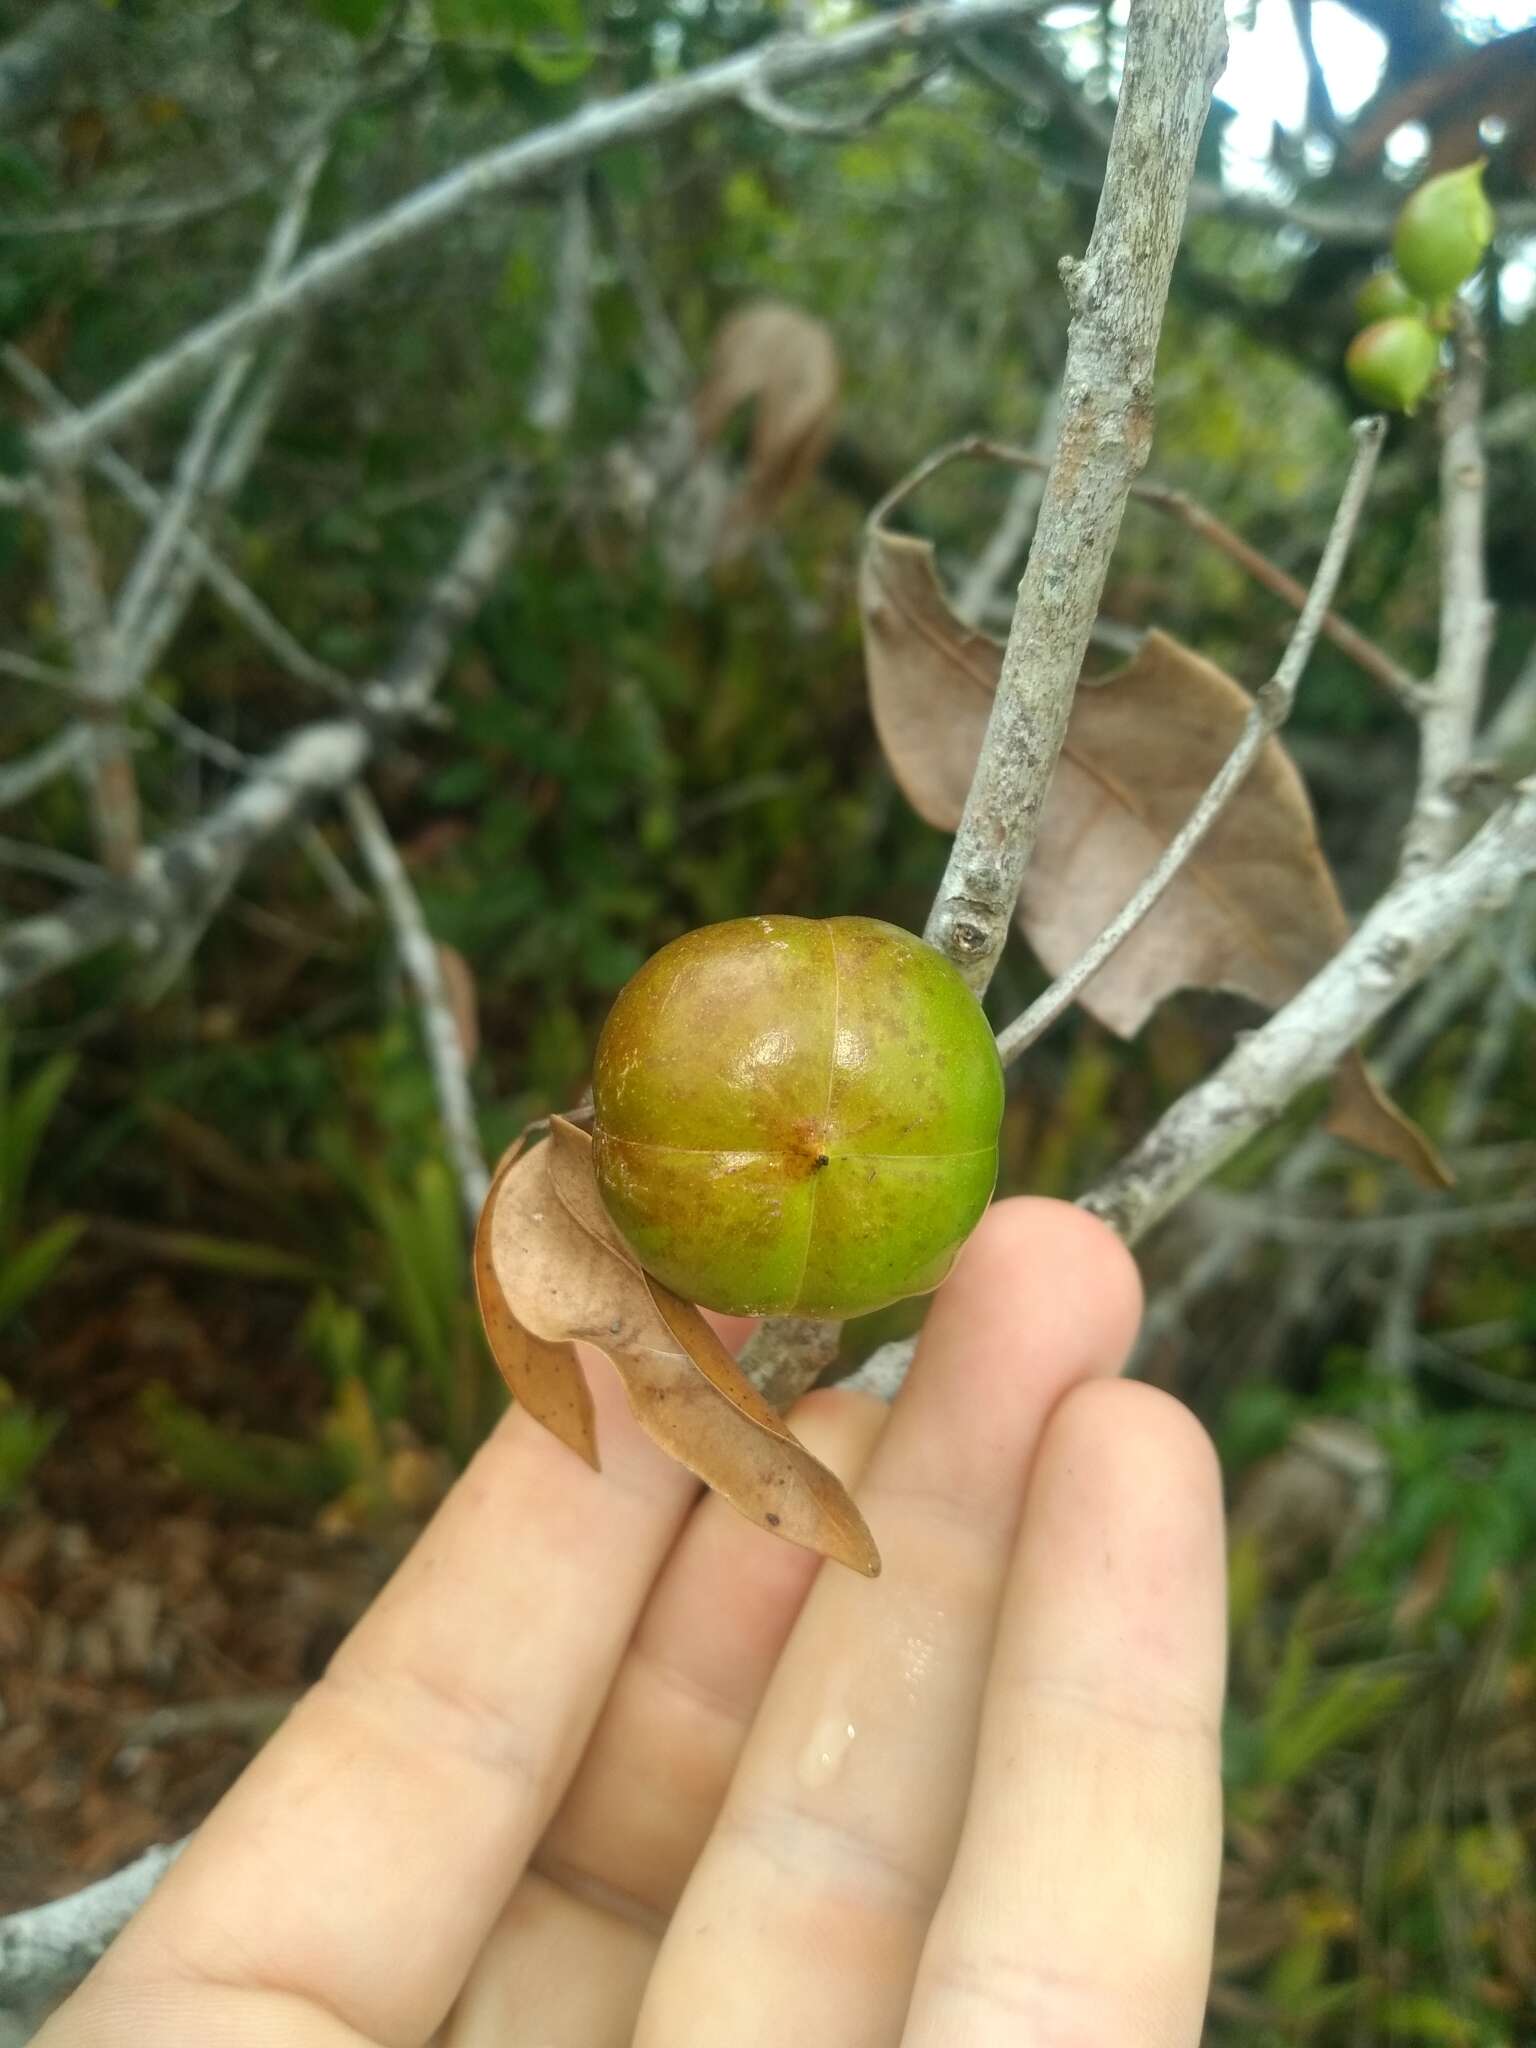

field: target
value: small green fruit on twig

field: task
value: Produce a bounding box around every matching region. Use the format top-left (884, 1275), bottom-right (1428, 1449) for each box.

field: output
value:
top-left (592, 915), bottom-right (1003, 1318)
top-left (1392, 160), bottom-right (1495, 302)
top-left (1353, 268), bottom-right (1423, 327)
top-left (1345, 316), bottom-right (1441, 415)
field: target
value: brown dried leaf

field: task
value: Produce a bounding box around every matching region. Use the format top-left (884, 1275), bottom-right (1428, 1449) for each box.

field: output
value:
top-left (1325, 1051), bottom-right (1454, 1191)
top-left (435, 943), bottom-right (479, 1066)
top-left (694, 300), bottom-right (841, 527)
top-left (473, 1135), bottom-right (599, 1468)
top-left (477, 1118), bottom-right (879, 1575)
top-left (860, 524), bottom-right (1450, 1188)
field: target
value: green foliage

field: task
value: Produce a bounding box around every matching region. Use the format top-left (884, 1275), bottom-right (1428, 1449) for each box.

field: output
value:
top-left (0, 1379), bottom-right (62, 1505)
top-left (0, 1033), bottom-right (84, 1334)
top-left (141, 1381), bottom-right (351, 1510)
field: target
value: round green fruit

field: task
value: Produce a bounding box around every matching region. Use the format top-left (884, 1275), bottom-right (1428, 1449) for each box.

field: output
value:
top-left (591, 915), bottom-right (1003, 1319)
top-left (1392, 161), bottom-right (1494, 301)
top-left (1345, 316), bottom-right (1440, 415)
top-left (1353, 267), bottom-right (1422, 327)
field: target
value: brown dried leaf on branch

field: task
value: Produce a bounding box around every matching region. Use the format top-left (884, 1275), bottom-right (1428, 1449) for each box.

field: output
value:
top-left (693, 300), bottom-right (841, 529)
top-left (473, 1117), bottom-right (879, 1575)
top-left (860, 525), bottom-right (1451, 1189)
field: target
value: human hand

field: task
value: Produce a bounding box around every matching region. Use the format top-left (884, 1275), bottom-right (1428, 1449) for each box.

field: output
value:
top-left (40, 1198), bottom-right (1225, 2047)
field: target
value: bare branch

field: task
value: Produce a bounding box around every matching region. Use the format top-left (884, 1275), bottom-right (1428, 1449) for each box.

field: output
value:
top-left (31, 0), bottom-right (1052, 470)
top-left (738, 61), bottom-right (940, 139)
top-left (930, 437), bottom-right (1422, 710)
top-left (525, 173), bottom-right (593, 437)
top-left (1079, 784), bottom-right (1536, 1246)
top-left (107, 145), bottom-right (329, 703)
top-left (0, 651), bottom-right (73, 689)
top-left (344, 787), bottom-right (490, 1229)
top-left (4, 348), bottom-right (352, 704)
top-left (0, 727), bottom-right (94, 811)
top-left (924, 0), bottom-right (1229, 991)
top-left (1399, 320), bottom-right (1495, 881)
top-left (0, 475), bottom-right (523, 1002)
top-left (953, 387), bottom-right (1060, 626)
top-left (0, 1841), bottom-right (184, 2032)
top-left (34, 465), bottom-right (141, 876)
top-left (996, 415), bottom-right (1387, 1065)
top-left (1376, 893), bottom-right (1531, 1383)
top-left (0, 1), bottom-right (111, 131)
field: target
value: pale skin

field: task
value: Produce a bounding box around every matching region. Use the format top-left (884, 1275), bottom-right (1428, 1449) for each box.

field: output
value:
top-left (39, 1197), bottom-right (1226, 2047)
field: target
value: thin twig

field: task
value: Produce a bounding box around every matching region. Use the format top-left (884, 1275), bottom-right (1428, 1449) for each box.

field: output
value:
top-left (4, 347), bottom-right (353, 704)
top-left (1400, 317), bottom-right (1495, 881)
top-left (954, 385), bottom-right (1060, 625)
top-left (738, 61), bottom-right (940, 139)
top-left (924, 0), bottom-right (1228, 991)
top-left (996, 416), bottom-right (1387, 1065)
top-left (1375, 894), bottom-right (1532, 1386)
top-left (34, 464), bottom-right (141, 875)
top-left (31, 0), bottom-right (1052, 469)
top-left (0, 727), bottom-right (93, 811)
top-left (1204, 1189), bottom-right (1536, 1248)
top-left (525, 172), bottom-right (593, 437)
top-left (0, 474), bottom-right (523, 1001)
top-left (1079, 784), bottom-right (1536, 1246)
top-left (344, 787), bottom-right (490, 1228)
top-left (911, 435), bottom-right (1422, 710)
top-left (107, 144), bottom-right (329, 699)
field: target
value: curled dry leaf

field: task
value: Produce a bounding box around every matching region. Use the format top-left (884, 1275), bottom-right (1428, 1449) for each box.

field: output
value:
top-left (860, 523), bottom-right (1450, 1190)
top-left (694, 299), bottom-right (840, 530)
top-left (1324, 1050), bottom-right (1453, 1190)
top-left (473, 1132), bottom-right (599, 1469)
top-left (474, 1116), bottom-right (879, 1576)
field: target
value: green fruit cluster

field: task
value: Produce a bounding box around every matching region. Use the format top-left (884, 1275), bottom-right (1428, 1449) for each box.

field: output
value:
top-left (1343, 162), bottom-right (1494, 416)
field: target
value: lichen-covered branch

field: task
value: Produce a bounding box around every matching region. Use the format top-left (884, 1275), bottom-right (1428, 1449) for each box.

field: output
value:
top-left (1079, 784), bottom-right (1536, 1246)
top-left (0, 1841), bottom-right (183, 2035)
top-left (924, 0), bottom-right (1228, 990)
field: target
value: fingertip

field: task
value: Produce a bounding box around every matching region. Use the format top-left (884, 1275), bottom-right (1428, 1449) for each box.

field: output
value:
top-left (926, 1195), bottom-right (1144, 1384)
top-left (1048, 1376), bottom-right (1225, 1539)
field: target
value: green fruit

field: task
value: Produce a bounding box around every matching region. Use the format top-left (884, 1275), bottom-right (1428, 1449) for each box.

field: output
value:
top-left (592, 915), bottom-right (1003, 1319)
top-left (1354, 268), bottom-right (1423, 326)
top-left (1392, 161), bottom-right (1495, 301)
top-left (1345, 316), bottom-right (1440, 415)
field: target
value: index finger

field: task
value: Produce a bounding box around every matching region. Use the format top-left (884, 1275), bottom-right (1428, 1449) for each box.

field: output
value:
top-left (69, 1359), bottom-right (701, 2048)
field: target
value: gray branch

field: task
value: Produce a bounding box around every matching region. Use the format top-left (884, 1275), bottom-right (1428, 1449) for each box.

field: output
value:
top-left (31, 0), bottom-right (1050, 470)
top-left (0, 1), bottom-right (111, 132)
top-left (0, 475), bottom-right (523, 1003)
top-left (1079, 784), bottom-right (1536, 1246)
top-left (344, 787), bottom-right (490, 1229)
top-left (4, 348), bottom-right (352, 704)
top-left (525, 173), bottom-right (593, 437)
top-left (0, 1841), bottom-right (184, 2035)
top-left (923, 0), bottom-right (1229, 990)
top-left (106, 145), bottom-right (329, 705)
top-left (1399, 321), bottom-right (1494, 882)
top-left (995, 415), bottom-right (1387, 1065)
